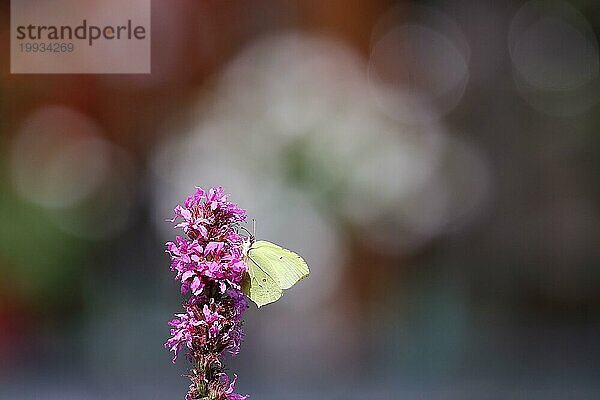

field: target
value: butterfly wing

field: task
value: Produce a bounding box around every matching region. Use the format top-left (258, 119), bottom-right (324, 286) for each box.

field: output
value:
top-left (251, 241), bottom-right (310, 290)
top-left (242, 240), bottom-right (310, 307)
top-left (242, 254), bottom-right (283, 307)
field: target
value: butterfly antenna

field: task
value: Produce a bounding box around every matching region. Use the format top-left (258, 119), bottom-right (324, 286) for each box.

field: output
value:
top-left (252, 219), bottom-right (256, 238)
top-left (240, 226), bottom-right (253, 238)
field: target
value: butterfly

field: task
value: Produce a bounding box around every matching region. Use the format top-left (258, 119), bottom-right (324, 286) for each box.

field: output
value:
top-left (241, 234), bottom-right (310, 308)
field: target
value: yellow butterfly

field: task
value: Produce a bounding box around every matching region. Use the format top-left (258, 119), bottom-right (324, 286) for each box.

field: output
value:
top-left (242, 238), bottom-right (310, 307)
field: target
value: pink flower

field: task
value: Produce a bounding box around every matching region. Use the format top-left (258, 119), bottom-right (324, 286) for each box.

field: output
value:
top-left (222, 375), bottom-right (249, 400)
top-left (165, 187), bottom-right (249, 399)
top-left (165, 307), bottom-right (203, 362)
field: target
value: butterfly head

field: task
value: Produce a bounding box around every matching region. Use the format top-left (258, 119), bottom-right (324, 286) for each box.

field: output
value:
top-left (242, 236), bottom-right (252, 259)
top-left (240, 220), bottom-right (256, 259)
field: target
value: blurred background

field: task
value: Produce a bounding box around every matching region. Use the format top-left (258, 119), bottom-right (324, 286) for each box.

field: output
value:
top-left (1, 0), bottom-right (600, 398)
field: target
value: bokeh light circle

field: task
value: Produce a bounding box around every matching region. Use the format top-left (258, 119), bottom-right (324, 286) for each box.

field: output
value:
top-left (369, 5), bottom-right (470, 122)
top-left (10, 105), bottom-right (137, 239)
top-left (509, 0), bottom-right (599, 115)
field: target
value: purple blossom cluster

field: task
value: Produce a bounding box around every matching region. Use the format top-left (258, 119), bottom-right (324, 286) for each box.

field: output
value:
top-left (165, 187), bottom-right (249, 400)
